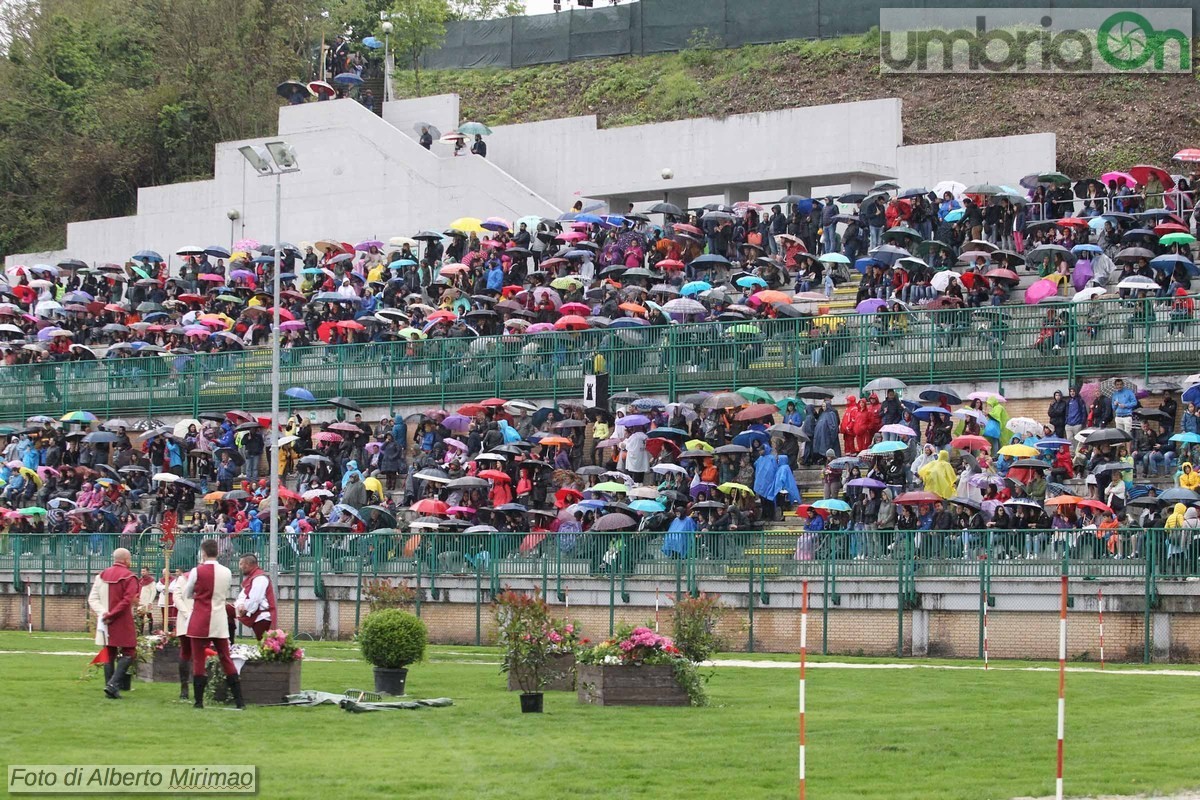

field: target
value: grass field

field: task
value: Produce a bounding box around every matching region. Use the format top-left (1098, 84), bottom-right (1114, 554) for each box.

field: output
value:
top-left (1, 632), bottom-right (1198, 800)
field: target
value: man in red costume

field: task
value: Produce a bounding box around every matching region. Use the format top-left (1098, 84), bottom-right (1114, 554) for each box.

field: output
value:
top-left (235, 554), bottom-right (277, 641)
top-left (87, 547), bottom-right (139, 699)
top-left (183, 539), bottom-right (244, 709)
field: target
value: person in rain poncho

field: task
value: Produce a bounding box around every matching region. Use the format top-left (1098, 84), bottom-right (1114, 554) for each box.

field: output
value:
top-left (1178, 462), bottom-right (1200, 491)
top-left (812, 400), bottom-right (840, 461)
top-left (984, 396), bottom-right (1010, 453)
top-left (752, 444), bottom-right (779, 519)
top-left (498, 419), bottom-right (522, 444)
top-left (918, 450), bottom-right (957, 499)
top-left (1165, 502), bottom-right (1191, 572)
top-left (770, 454), bottom-right (801, 519)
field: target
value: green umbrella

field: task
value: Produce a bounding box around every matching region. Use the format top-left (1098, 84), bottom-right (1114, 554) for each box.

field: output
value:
top-left (736, 386), bottom-right (774, 404)
top-left (129, 265), bottom-right (151, 280)
top-left (216, 294), bottom-right (244, 303)
top-left (727, 324), bottom-right (761, 336)
top-left (1160, 232), bottom-right (1196, 246)
top-left (881, 226), bottom-right (921, 243)
top-left (774, 396), bottom-right (802, 412)
top-left (1037, 171), bottom-right (1072, 185)
top-left (17, 507), bottom-right (47, 516)
top-left (591, 481), bottom-right (628, 493)
top-left (457, 121), bottom-right (492, 136)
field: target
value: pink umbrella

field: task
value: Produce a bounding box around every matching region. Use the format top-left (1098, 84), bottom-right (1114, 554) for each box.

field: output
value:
top-left (279, 320), bottom-right (306, 331)
top-left (968, 391), bottom-right (1006, 402)
top-left (315, 431), bottom-right (343, 443)
top-left (1100, 171), bottom-right (1136, 188)
top-left (879, 424), bottom-right (916, 437)
top-left (559, 302), bottom-right (591, 316)
top-left (555, 231), bottom-right (587, 243)
top-left (447, 505), bottom-right (476, 515)
top-left (519, 533), bottom-right (547, 553)
top-left (1024, 278), bottom-right (1060, 304)
top-left (526, 322), bottom-right (555, 333)
top-left (198, 273), bottom-right (225, 282)
top-left (1078, 382), bottom-right (1100, 407)
top-left (233, 239), bottom-right (260, 252)
top-left (444, 438), bottom-right (468, 451)
top-left (355, 240), bottom-right (384, 252)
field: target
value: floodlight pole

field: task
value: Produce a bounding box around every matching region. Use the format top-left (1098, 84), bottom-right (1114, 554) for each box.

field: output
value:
top-left (269, 170), bottom-right (282, 588)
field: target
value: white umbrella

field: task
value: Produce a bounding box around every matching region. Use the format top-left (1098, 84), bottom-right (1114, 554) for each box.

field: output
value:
top-left (932, 180), bottom-right (967, 199)
top-left (152, 472), bottom-right (180, 483)
top-left (1006, 417), bottom-right (1042, 437)
top-left (1117, 276), bottom-right (1158, 290)
top-left (173, 419), bottom-right (201, 438)
top-left (952, 408), bottom-right (987, 424)
top-left (176, 245), bottom-right (205, 256)
top-left (1072, 286), bottom-right (1107, 302)
top-left (930, 271), bottom-right (961, 293)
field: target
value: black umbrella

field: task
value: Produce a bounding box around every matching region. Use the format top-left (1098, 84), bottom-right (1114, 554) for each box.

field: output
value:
top-left (919, 385), bottom-right (962, 405)
top-left (82, 431), bottom-right (120, 444)
top-left (1084, 428), bottom-right (1132, 445)
top-left (769, 423), bottom-right (808, 439)
top-left (713, 444), bottom-right (750, 455)
top-left (447, 476), bottom-right (490, 489)
top-left (214, 448), bottom-right (245, 465)
top-left (1091, 462), bottom-right (1128, 475)
top-left (577, 466), bottom-right (606, 476)
top-left (592, 512), bottom-right (637, 531)
top-left (328, 396), bottom-right (362, 412)
top-left (1159, 487), bottom-right (1200, 503)
top-left (198, 411), bottom-right (225, 423)
top-left (1010, 458), bottom-right (1050, 470)
top-left (224, 489), bottom-right (250, 501)
top-left (796, 386), bottom-right (835, 399)
top-left (648, 202), bottom-right (683, 216)
top-left (1135, 408), bottom-right (1171, 421)
top-left (949, 496), bottom-right (982, 510)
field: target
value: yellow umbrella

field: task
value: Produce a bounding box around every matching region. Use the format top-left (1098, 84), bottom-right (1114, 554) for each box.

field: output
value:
top-left (811, 315), bottom-right (847, 329)
top-left (718, 482), bottom-right (753, 495)
top-left (19, 467), bottom-right (42, 487)
top-left (448, 217), bottom-right (485, 234)
top-left (999, 444), bottom-right (1039, 458)
top-left (685, 439), bottom-right (714, 452)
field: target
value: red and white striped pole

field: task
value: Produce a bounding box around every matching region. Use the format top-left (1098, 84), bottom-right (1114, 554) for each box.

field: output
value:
top-left (1056, 574), bottom-right (1067, 800)
top-left (1098, 589), bottom-right (1105, 671)
top-left (982, 589), bottom-right (989, 671)
top-left (799, 580), bottom-right (808, 800)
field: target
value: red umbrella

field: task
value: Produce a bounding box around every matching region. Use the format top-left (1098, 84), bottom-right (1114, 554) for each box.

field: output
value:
top-left (315, 431), bottom-right (343, 443)
top-left (554, 315), bottom-right (588, 331)
top-left (177, 293), bottom-right (205, 304)
top-left (519, 533), bottom-right (547, 553)
top-left (559, 302), bottom-right (590, 316)
top-left (225, 409), bottom-right (253, 422)
top-left (458, 403), bottom-right (486, 416)
top-left (555, 487), bottom-right (583, 508)
top-left (950, 435), bottom-right (990, 451)
top-left (1057, 217), bottom-right (1089, 229)
top-left (478, 469), bottom-right (511, 482)
top-left (1154, 222), bottom-right (1189, 236)
top-left (984, 268), bottom-right (1020, 284)
top-left (480, 398), bottom-right (508, 407)
top-left (410, 498), bottom-right (448, 515)
top-left (427, 310), bottom-right (457, 323)
top-left (1174, 148), bottom-right (1200, 163)
top-left (657, 259), bottom-right (685, 271)
top-left (673, 223), bottom-right (703, 237)
top-left (1077, 498), bottom-right (1114, 515)
top-left (735, 403), bottom-right (778, 421)
top-left (1129, 164), bottom-right (1174, 190)
top-left (795, 504), bottom-right (831, 518)
top-left (336, 320), bottom-right (365, 331)
top-left (279, 488), bottom-right (302, 502)
top-left (894, 491), bottom-right (942, 505)
top-left (645, 438), bottom-right (680, 458)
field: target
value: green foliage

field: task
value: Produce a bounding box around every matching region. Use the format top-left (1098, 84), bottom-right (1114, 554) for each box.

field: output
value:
top-left (358, 608), bottom-right (427, 668)
top-left (670, 591), bottom-right (727, 663)
top-left (447, 0), bottom-right (524, 20)
top-left (493, 588), bottom-right (554, 693)
top-left (388, 0), bottom-right (448, 94)
top-left (680, 27), bottom-right (723, 69)
top-left (363, 578), bottom-right (417, 612)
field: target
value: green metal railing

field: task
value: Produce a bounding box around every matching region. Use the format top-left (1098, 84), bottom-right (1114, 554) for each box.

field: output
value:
top-left (1, 528), bottom-right (1183, 659)
top-left (0, 295), bottom-right (1190, 420)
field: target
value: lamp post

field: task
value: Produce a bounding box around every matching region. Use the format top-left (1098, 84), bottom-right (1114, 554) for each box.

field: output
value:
top-left (381, 21), bottom-right (393, 103)
top-left (237, 141), bottom-right (300, 588)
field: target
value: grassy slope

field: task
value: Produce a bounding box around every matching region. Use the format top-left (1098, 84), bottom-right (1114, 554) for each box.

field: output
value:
top-left (3, 632), bottom-right (1199, 799)
top-left (396, 32), bottom-right (1200, 178)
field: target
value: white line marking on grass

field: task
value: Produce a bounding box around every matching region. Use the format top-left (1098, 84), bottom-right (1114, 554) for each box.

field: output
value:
top-left (705, 660), bottom-right (1200, 676)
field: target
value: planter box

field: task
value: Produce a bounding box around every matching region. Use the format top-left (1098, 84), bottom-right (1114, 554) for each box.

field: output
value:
top-left (137, 645), bottom-right (181, 683)
top-left (507, 653), bottom-right (576, 692)
top-left (576, 664), bottom-right (689, 707)
top-left (240, 660), bottom-right (302, 705)
top-left (216, 660), bottom-right (302, 705)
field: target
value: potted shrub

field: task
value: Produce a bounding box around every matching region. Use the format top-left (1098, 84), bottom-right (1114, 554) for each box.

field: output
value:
top-left (359, 609), bottom-right (427, 695)
top-left (577, 624), bottom-right (706, 707)
top-left (494, 590), bottom-right (555, 713)
top-left (670, 592), bottom-right (728, 663)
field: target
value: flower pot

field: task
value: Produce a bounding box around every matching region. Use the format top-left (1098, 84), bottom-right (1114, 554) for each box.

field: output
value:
top-left (373, 666), bottom-right (408, 696)
top-left (506, 653), bottom-right (577, 692)
top-left (137, 645), bottom-right (181, 683)
top-left (519, 692), bottom-right (544, 713)
top-left (576, 664), bottom-right (690, 707)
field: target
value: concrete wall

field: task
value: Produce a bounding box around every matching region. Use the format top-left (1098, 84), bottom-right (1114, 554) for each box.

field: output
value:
top-left (895, 133), bottom-right (1059, 189)
top-left (382, 94), bottom-right (461, 145)
top-left (7, 99), bottom-right (559, 270)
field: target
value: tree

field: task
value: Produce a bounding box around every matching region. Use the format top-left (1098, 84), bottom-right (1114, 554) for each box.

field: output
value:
top-left (387, 0), bottom-right (447, 96)
top-left (447, 0), bottom-right (524, 20)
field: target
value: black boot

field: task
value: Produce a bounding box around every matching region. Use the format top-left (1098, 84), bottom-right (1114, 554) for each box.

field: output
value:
top-left (225, 674), bottom-right (245, 710)
top-left (104, 656), bottom-right (133, 699)
top-left (102, 659), bottom-right (114, 690)
top-left (193, 676), bottom-right (207, 708)
top-left (178, 662), bottom-right (190, 701)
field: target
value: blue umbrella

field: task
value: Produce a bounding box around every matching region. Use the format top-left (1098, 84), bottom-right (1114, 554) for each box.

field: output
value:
top-left (629, 499), bottom-right (666, 513)
top-left (389, 259), bottom-right (418, 269)
top-left (1149, 254), bottom-right (1198, 275)
top-left (681, 281), bottom-right (712, 296)
top-left (565, 249), bottom-right (594, 260)
top-left (1170, 432), bottom-right (1200, 444)
top-left (814, 498), bottom-right (852, 512)
top-left (573, 213), bottom-right (604, 225)
top-left (736, 275), bottom-right (767, 289)
top-left (616, 414), bottom-right (651, 428)
top-left (945, 208), bottom-right (965, 222)
top-left (285, 387), bottom-right (316, 402)
top-left (631, 398), bottom-right (666, 410)
top-left (609, 317), bottom-right (648, 328)
top-left (732, 429), bottom-right (770, 447)
top-left (1071, 244), bottom-right (1102, 255)
top-left (205, 245), bottom-right (231, 259)
top-left (302, 267), bottom-right (327, 275)
top-left (912, 405), bottom-right (951, 421)
top-left (1183, 385), bottom-right (1200, 405)
top-left (869, 440), bottom-right (908, 454)
top-left (855, 257), bottom-right (885, 274)
top-left (312, 292), bottom-right (361, 304)
top-left (362, 36), bottom-right (384, 49)
top-left (333, 72), bottom-right (363, 86)
top-left (133, 250), bottom-right (163, 262)
top-left (1034, 437), bottom-right (1072, 449)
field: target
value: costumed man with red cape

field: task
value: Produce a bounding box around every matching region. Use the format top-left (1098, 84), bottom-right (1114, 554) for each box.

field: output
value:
top-left (182, 539), bottom-right (244, 709)
top-left (234, 553), bottom-right (277, 641)
top-left (87, 547), bottom-right (139, 699)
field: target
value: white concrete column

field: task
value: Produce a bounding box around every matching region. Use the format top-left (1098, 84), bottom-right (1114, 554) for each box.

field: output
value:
top-left (723, 186), bottom-right (749, 206)
top-left (1152, 612), bottom-right (1170, 661)
top-left (785, 181), bottom-right (813, 199)
top-left (604, 196), bottom-right (635, 215)
top-left (664, 191), bottom-right (690, 213)
top-left (911, 608), bottom-right (929, 656)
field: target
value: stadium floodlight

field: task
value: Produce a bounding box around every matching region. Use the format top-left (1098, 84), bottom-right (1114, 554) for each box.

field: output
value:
top-left (265, 141), bottom-right (300, 172)
top-left (238, 144), bottom-right (274, 175)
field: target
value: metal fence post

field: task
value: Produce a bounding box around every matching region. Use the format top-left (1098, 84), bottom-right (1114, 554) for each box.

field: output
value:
top-left (746, 542), bottom-right (755, 653)
top-left (897, 538), bottom-right (905, 659)
top-left (40, 553), bottom-right (47, 631)
top-left (1144, 529), bottom-right (1156, 663)
top-left (293, 559), bottom-right (300, 634)
top-left (475, 563), bottom-right (483, 647)
top-left (821, 544), bottom-right (830, 656)
top-left (354, 556), bottom-right (364, 633)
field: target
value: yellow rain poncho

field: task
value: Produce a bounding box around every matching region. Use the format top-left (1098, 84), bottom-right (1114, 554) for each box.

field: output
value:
top-left (918, 450), bottom-right (957, 499)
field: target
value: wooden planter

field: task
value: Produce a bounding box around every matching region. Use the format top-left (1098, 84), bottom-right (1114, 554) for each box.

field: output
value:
top-left (216, 660), bottom-right (302, 705)
top-left (507, 652), bottom-right (576, 692)
top-left (576, 664), bottom-right (689, 707)
top-left (137, 645), bottom-right (181, 683)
